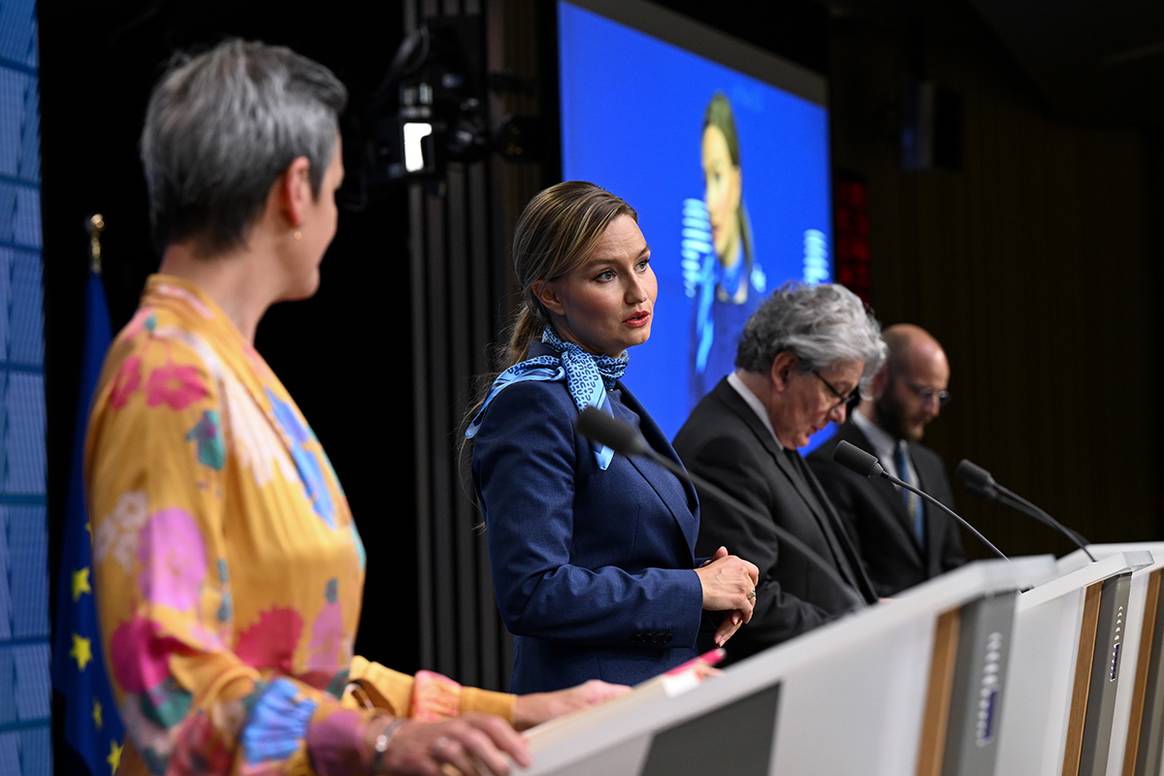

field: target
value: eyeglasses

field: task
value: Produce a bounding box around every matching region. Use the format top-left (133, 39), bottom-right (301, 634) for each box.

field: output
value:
top-left (906, 382), bottom-right (951, 407)
top-left (812, 369), bottom-right (860, 414)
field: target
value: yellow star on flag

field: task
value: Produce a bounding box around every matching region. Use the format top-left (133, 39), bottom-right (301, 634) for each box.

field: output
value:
top-left (70, 634), bottom-right (93, 671)
top-left (93, 699), bottom-right (103, 730)
top-left (107, 739), bottom-right (123, 773)
top-left (72, 567), bottom-right (92, 601)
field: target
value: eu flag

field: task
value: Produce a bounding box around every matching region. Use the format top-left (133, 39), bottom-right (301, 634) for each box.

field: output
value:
top-left (51, 265), bottom-right (124, 774)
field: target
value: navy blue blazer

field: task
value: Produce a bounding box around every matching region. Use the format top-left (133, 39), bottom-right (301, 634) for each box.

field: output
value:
top-left (471, 352), bottom-right (704, 693)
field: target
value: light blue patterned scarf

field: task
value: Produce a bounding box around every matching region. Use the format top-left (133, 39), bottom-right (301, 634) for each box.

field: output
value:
top-left (465, 327), bottom-right (628, 470)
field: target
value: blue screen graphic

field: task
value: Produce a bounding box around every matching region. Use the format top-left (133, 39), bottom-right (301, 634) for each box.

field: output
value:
top-left (0, 0), bottom-right (51, 773)
top-left (558, 2), bottom-right (834, 441)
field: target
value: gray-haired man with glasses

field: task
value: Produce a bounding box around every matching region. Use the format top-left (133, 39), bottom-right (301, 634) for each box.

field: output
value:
top-left (809, 323), bottom-right (966, 598)
top-left (674, 282), bottom-right (884, 663)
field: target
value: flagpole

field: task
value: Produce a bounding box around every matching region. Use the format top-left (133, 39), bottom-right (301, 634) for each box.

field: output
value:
top-left (87, 213), bottom-right (104, 274)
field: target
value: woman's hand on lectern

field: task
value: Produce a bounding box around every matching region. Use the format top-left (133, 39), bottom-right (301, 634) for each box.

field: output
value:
top-left (512, 679), bottom-right (631, 730)
top-left (378, 713), bottom-right (530, 775)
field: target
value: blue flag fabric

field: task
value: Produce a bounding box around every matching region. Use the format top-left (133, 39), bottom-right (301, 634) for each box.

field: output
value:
top-left (51, 269), bottom-right (124, 775)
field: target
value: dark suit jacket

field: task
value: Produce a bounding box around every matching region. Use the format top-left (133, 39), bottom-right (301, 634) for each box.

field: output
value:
top-left (472, 353), bottom-right (704, 693)
top-left (672, 378), bottom-right (877, 662)
top-left (807, 420), bottom-right (967, 598)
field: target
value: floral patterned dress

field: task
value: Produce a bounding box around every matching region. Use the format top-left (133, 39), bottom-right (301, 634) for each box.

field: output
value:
top-left (85, 275), bottom-right (511, 775)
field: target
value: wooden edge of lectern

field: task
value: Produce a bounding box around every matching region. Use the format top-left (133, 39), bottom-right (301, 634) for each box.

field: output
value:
top-left (1122, 569), bottom-right (1162, 776)
top-left (916, 607), bottom-right (961, 776)
top-left (1062, 582), bottom-right (1104, 776)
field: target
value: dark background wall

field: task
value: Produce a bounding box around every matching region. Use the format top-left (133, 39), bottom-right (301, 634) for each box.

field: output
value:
top-left (39, 5), bottom-right (1164, 769)
top-left (827, 2), bottom-right (1163, 556)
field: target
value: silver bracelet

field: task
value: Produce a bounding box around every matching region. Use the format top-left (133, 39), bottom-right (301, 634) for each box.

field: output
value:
top-left (370, 718), bottom-right (406, 774)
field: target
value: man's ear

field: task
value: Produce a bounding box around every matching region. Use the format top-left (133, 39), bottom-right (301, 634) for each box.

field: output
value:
top-left (870, 365), bottom-right (890, 400)
top-left (770, 350), bottom-right (798, 393)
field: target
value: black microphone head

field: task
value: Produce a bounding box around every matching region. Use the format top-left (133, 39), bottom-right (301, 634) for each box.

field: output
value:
top-left (956, 459), bottom-right (997, 496)
top-left (576, 406), bottom-right (650, 456)
top-left (833, 440), bottom-right (884, 478)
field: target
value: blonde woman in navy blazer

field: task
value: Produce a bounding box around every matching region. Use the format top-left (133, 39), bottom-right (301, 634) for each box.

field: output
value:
top-left (466, 182), bottom-right (759, 693)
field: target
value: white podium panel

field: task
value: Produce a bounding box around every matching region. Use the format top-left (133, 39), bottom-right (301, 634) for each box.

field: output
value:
top-left (524, 557), bottom-right (1054, 776)
top-left (996, 551), bottom-right (1152, 776)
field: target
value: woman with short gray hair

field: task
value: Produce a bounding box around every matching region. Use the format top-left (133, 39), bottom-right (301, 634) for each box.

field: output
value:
top-left (87, 39), bottom-right (620, 776)
top-left (141, 39), bottom-right (347, 261)
top-left (674, 281), bottom-right (882, 662)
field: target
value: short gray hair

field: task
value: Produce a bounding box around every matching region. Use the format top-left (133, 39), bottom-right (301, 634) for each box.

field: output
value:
top-left (141, 39), bottom-right (347, 256)
top-left (736, 281), bottom-right (887, 394)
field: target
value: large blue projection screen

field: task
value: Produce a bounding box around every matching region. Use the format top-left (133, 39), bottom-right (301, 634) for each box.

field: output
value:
top-left (558, 1), bottom-right (833, 440)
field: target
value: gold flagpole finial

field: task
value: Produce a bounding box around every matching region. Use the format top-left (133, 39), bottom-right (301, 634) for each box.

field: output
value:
top-left (87, 213), bottom-right (105, 274)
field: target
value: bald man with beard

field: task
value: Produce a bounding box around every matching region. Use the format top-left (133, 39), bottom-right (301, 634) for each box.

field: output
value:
top-left (808, 324), bottom-right (966, 597)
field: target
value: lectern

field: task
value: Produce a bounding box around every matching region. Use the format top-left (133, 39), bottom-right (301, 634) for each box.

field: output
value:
top-left (996, 550), bottom-right (1154, 776)
top-left (1058, 543), bottom-right (1164, 776)
top-left (524, 557), bottom-right (1054, 776)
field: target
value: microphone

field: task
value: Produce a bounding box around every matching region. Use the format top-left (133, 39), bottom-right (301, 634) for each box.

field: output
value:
top-left (954, 459), bottom-right (996, 497)
top-left (833, 439), bottom-right (886, 479)
top-left (576, 407), bottom-right (865, 611)
top-left (955, 459), bottom-right (1095, 562)
top-left (832, 440), bottom-right (1010, 562)
top-left (576, 406), bottom-right (651, 457)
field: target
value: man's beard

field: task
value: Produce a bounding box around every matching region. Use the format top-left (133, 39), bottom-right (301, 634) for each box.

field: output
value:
top-left (874, 395), bottom-right (914, 441)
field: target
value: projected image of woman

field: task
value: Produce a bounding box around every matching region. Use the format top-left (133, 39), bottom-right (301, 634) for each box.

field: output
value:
top-left (690, 92), bottom-right (767, 401)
